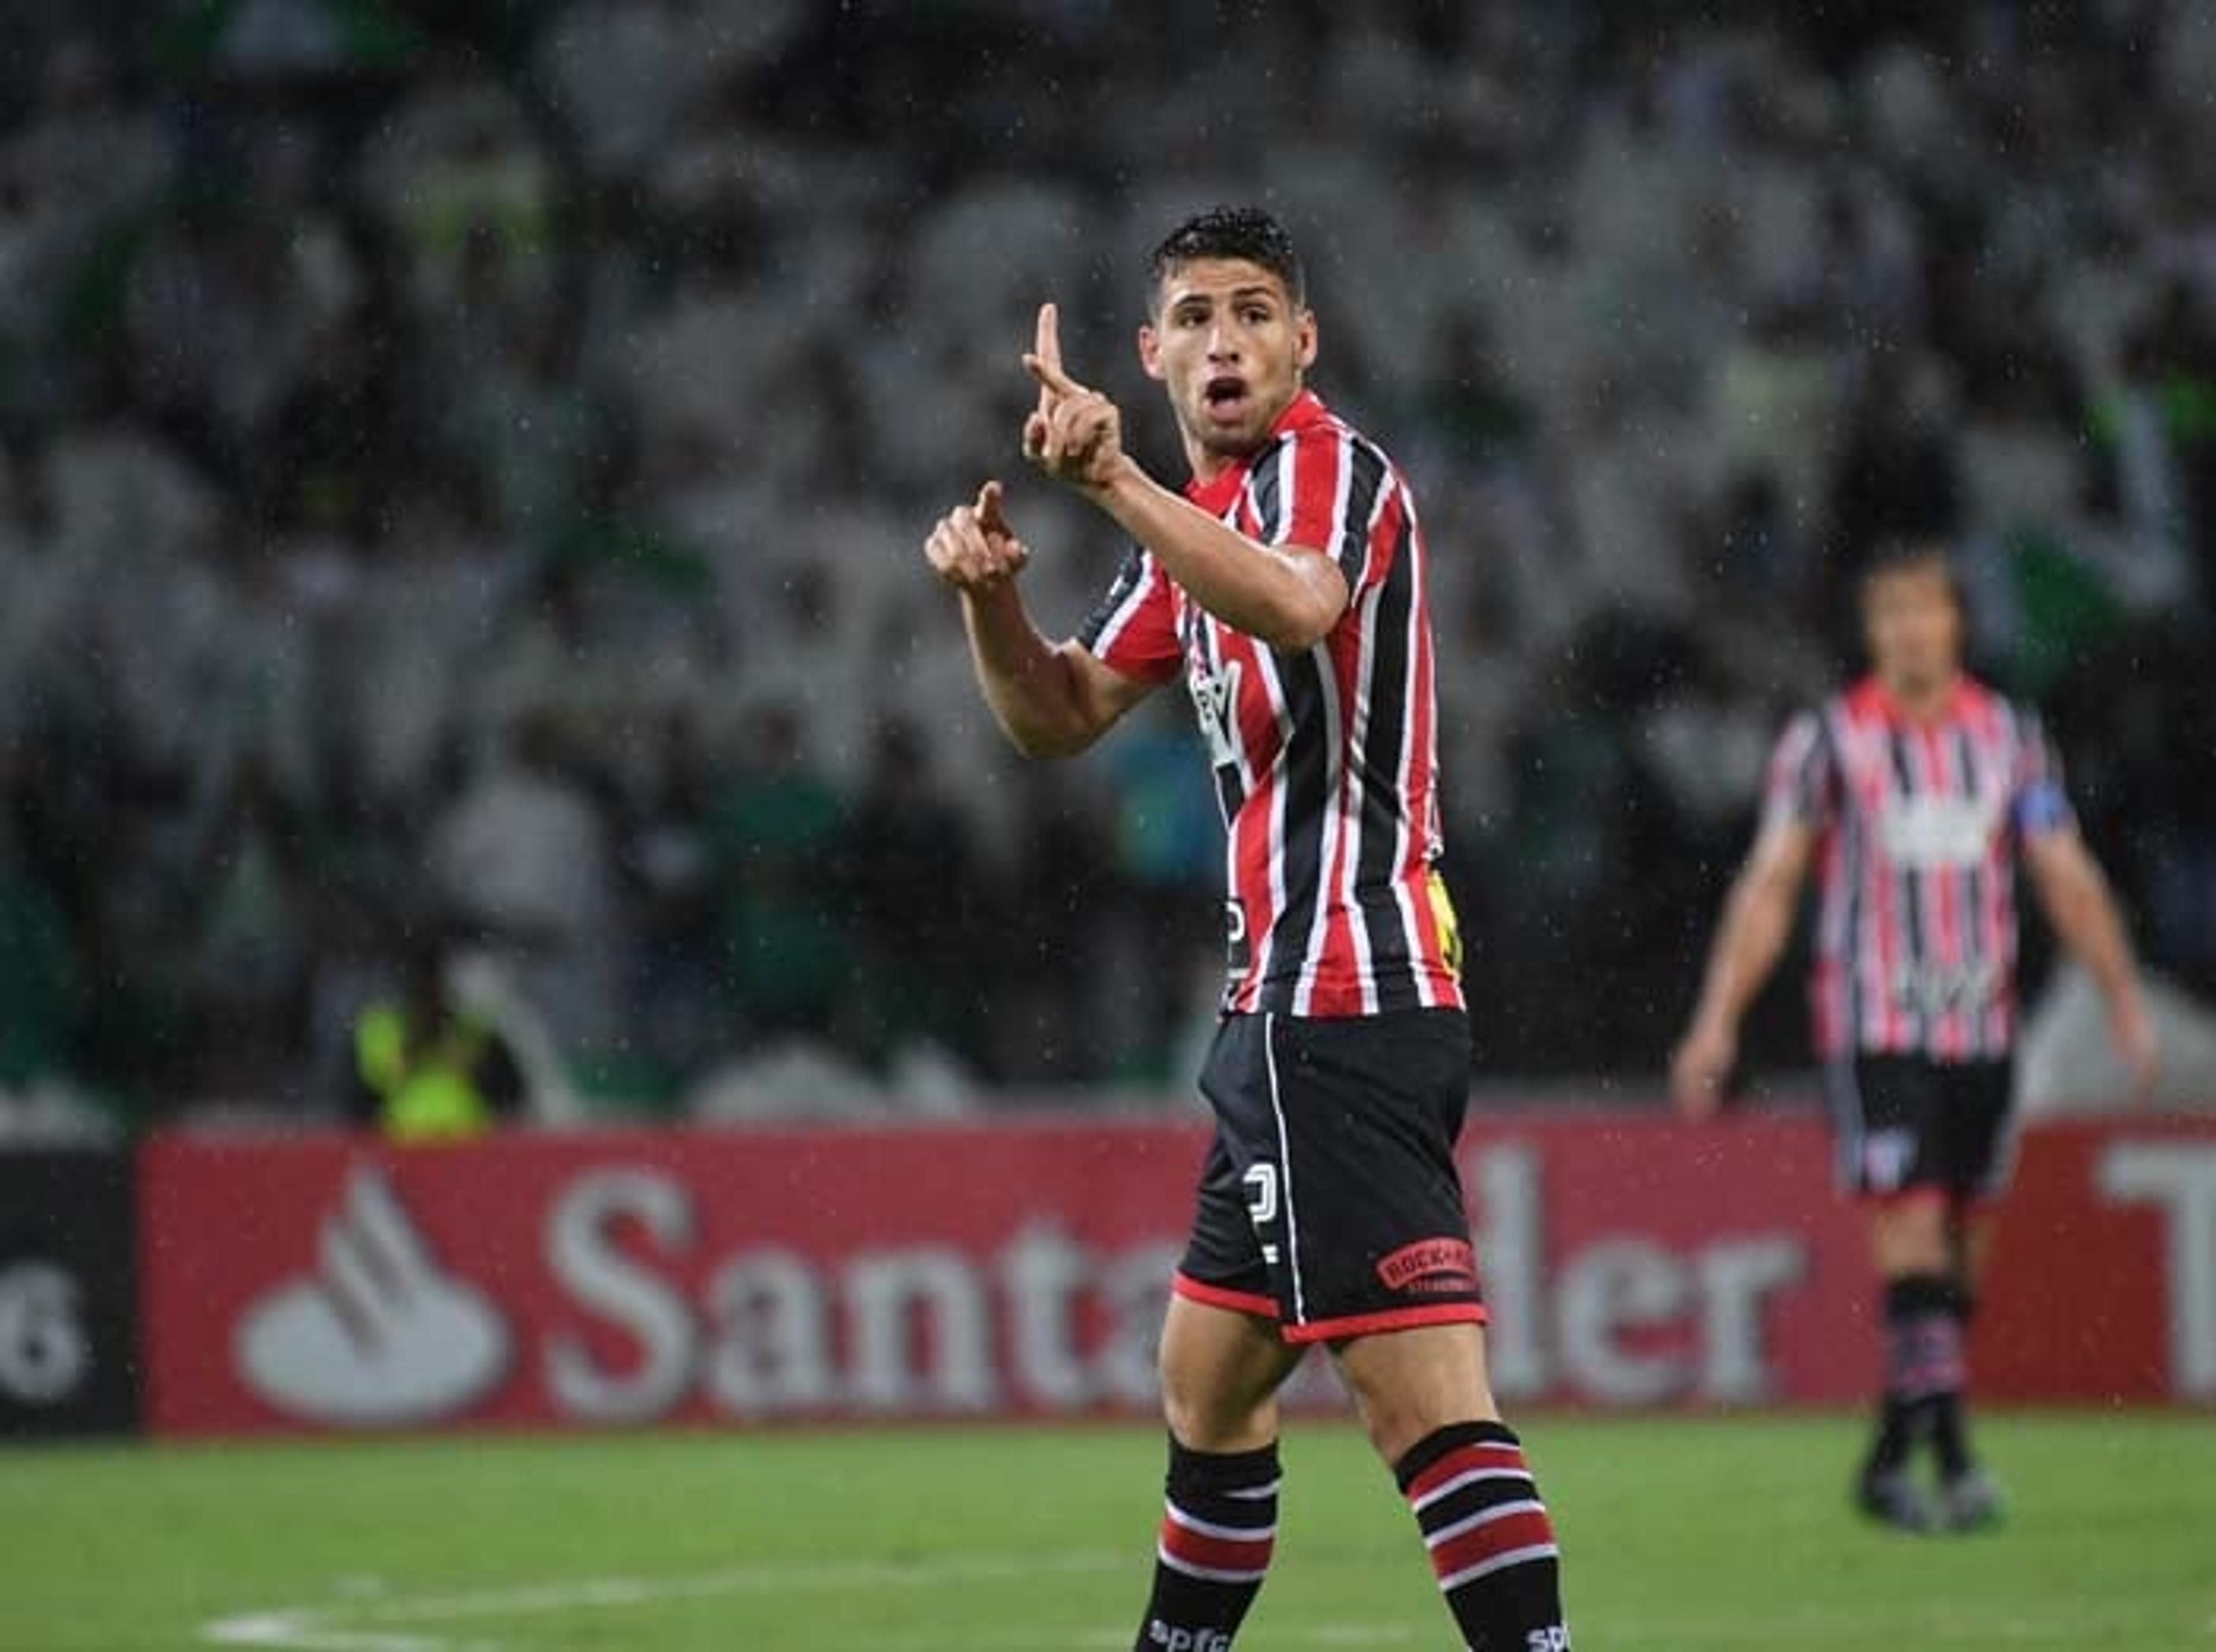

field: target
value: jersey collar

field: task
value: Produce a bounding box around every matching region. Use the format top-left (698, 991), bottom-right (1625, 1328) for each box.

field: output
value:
top-left (1183, 389), bottom-right (1329, 514)
top-left (1856, 672), bottom-right (1977, 726)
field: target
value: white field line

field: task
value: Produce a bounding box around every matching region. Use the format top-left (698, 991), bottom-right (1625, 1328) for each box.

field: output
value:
top-left (200, 1549), bottom-right (1123, 1651)
top-left (199, 1560), bottom-right (2216, 1652)
top-left (1584, 1610), bottom-right (2216, 1646)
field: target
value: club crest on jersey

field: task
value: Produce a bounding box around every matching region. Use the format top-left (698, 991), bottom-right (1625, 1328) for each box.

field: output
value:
top-left (1189, 659), bottom-right (1243, 769)
top-left (1880, 794), bottom-right (2002, 869)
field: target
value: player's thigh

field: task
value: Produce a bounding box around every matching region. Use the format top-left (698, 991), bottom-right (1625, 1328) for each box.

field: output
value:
top-left (1330, 1320), bottom-right (1502, 1465)
top-left (1956, 1209), bottom-right (1998, 1288)
top-left (1158, 1293), bottom-right (1306, 1452)
top-left (1869, 1191), bottom-right (1952, 1276)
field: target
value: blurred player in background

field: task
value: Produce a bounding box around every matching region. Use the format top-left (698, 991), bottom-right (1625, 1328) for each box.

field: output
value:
top-left (926, 207), bottom-right (1570, 1652)
top-left (1672, 539), bottom-right (2157, 1533)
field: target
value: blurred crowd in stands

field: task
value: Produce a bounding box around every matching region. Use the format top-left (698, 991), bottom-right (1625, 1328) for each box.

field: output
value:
top-left (3, 0), bottom-right (2214, 1129)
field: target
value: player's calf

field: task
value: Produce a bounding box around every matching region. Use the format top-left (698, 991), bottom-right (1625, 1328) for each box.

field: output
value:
top-left (1869, 1273), bottom-right (1975, 1480)
top-left (1396, 1420), bottom-right (1570, 1651)
top-left (1132, 1436), bottom-right (1279, 1652)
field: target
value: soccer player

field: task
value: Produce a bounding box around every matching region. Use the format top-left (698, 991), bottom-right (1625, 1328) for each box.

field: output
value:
top-left (1671, 539), bottom-right (2158, 1533)
top-left (926, 208), bottom-right (1570, 1651)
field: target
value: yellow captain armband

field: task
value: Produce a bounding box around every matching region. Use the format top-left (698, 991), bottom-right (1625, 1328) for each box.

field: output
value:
top-left (1427, 868), bottom-right (1464, 981)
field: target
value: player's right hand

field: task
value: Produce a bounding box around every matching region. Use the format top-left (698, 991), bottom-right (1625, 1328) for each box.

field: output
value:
top-left (926, 480), bottom-right (1031, 595)
top-left (2112, 992), bottom-right (2161, 1103)
top-left (1023, 302), bottom-right (1125, 494)
top-left (1670, 1020), bottom-right (1736, 1121)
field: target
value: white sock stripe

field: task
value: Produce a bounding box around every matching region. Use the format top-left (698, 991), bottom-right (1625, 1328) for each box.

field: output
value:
top-left (1436, 1541), bottom-right (1561, 1593)
top-left (1410, 1466), bottom-right (1535, 1514)
top-left (1163, 1503), bottom-right (1279, 1542)
top-left (1223, 1479), bottom-right (1283, 1500)
top-left (1156, 1545), bottom-right (1271, 1584)
top-left (1424, 1499), bottom-right (1548, 1549)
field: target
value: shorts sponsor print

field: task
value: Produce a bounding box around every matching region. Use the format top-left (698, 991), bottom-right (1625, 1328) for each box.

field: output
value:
top-left (1175, 1007), bottom-right (1485, 1342)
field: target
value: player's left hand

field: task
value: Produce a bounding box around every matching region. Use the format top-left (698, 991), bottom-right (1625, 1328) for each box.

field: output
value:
top-left (924, 480), bottom-right (1031, 595)
top-left (2112, 993), bottom-right (2161, 1102)
top-left (1669, 1019), bottom-right (1735, 1121)
top-left (1023, 302), bottom-right (1125, 494)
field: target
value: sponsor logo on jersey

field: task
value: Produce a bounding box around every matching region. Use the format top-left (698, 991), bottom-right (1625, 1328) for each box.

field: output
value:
top-left (1880, 794), bottom-right (2003, 869)
top-left (1891, 960), bottom-right (2001, 1017)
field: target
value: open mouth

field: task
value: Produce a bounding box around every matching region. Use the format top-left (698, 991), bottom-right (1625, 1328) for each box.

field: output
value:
top-left (1203, 374), bottom-right (1251, 417)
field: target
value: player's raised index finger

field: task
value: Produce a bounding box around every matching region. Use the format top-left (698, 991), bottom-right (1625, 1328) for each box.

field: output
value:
top-left (1035, 302), bottom-right (1062, 374)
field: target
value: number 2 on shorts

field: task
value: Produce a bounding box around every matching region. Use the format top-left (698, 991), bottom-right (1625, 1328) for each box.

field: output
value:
top-left (1242, 1162), bottom-right (1279, 1228)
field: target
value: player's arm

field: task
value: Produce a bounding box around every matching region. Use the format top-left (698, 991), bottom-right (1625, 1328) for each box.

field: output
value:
top-left (1066, 458), bottom-right (1345, 652)
top-left (1023, 305), bottom-right (1346, 653)
top-left (924, 480), bottom-right (1156, 759)
top-left (2022, 824), bottom-right (2158, 1095)
top-left (1670, 816), bottom-right (1818, 1118)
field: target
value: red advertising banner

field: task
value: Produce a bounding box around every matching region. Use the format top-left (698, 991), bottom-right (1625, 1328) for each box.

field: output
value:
top-left (136, 1113), bottom-right (2216, 1436)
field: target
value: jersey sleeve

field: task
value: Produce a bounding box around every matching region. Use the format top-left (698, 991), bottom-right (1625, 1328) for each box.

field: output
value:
top-left (2011, 706), bottom-right (2076, 836)
top-left (1258, 421), bottom-right (1396, 598)
top-left (1760, 710), bottom-right (1837, 832)
top-left (1076, 545), bottom-right (1183, 684)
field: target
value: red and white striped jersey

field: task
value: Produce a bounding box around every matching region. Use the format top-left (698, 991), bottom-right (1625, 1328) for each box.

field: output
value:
top-left (1764, 675), bottom-right (2074, 1062)
top-left (1078, 390), bottom-right (1463, 1019)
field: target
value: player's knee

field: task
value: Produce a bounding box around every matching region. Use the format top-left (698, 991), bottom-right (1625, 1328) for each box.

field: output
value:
top-left (1351, 1392), bottom-right (1420, 1464)
top-left (1158, 1382), bottom-right (1250, 1451)
top-left (1334, 1325), bottom-right (1500, 1466)
top-left (1873, 1194), bottom-right (1952, 1273)
top-left (1344, 1377), bottom-right (1472, 1467)
top-left (1158, 1359), bottom-right (1274, 1451)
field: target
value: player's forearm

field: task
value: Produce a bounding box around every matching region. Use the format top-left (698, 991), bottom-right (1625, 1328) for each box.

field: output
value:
top-left (2044, 863), bottom-right (2145, 1016)
top-left (1085, 457), bottom-right (1342, 651)
top-left (1691, 872), bottom-right (1795, 1035)
top-left (959, 583), bottom-right (1099, 759)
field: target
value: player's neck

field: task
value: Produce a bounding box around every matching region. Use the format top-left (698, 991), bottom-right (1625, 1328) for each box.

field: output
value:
top-left (1178, 387), bottom-right (1302, 485)
top-left (1879, 670), bottom-right (1961, 724)
top-left (1182, 432), bottom-right (1243, 485)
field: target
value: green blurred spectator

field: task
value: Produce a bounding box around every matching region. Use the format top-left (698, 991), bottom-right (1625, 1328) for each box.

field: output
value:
top-left (0, 840), bottom-right (78, 1088)
top-left (711, 705), bottom-right (852, 1040)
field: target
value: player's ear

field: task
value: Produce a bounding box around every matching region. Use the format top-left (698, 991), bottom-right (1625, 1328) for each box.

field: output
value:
top-left (1137, 323), bottom-right (1165, 382)
top-left (1294, 308), bottom-right (1318, 373)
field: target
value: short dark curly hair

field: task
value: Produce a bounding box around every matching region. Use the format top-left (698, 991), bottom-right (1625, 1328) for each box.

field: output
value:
top-left (1857, 535), bottom-right (1962, 606)
top-left (1147, 206), bottom-right (1307, 313)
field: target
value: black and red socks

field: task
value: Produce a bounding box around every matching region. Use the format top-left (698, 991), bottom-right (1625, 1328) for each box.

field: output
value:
top-left (1133, 1436), bottom-right (1279, 1652)
top-left (1396, 1419), bottom-right (1570, 1651)
top-left (1869, 1272), bottom-right (1972, 1480)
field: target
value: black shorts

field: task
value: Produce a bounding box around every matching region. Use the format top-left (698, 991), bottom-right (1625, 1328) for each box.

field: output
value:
top-left (1174, 1007), bottom-right (1485, 1343)
top-left (1824, 1053), bottom-right (2016, 1203)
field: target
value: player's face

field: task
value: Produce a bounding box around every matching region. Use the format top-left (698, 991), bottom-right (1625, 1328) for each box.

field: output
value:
top-left (1864, 562), bottom-right (1963, 698)
top-left (1138, 259), bottom-right (1317, 471)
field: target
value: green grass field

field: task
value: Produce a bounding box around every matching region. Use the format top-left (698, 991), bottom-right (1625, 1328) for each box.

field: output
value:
top-left (4, 1413), bottom-right (2211, 1651)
